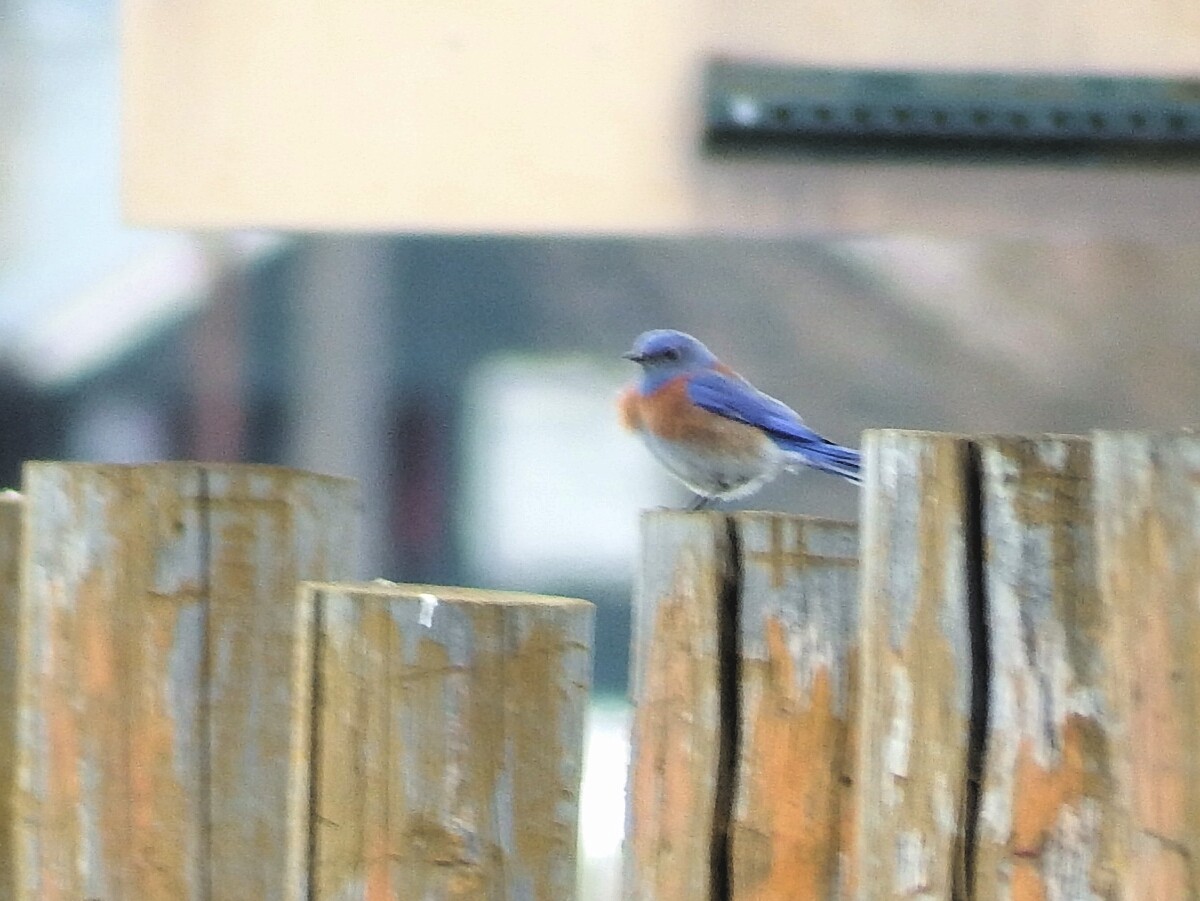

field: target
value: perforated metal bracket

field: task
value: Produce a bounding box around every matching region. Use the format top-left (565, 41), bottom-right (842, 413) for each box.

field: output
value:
top-left (704, 60), bottom-right (1200, 160)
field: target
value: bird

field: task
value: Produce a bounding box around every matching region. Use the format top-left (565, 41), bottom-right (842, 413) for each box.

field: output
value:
top-left (618, 329), bottom-right (861, 509)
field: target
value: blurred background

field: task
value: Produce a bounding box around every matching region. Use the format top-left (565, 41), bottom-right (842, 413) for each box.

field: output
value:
top-left (5, 0), bottom-right (1200, 897)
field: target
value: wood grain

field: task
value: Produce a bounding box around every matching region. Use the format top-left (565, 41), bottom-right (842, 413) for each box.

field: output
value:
top-left (306, 582), bottom-right (594, 901)
top-left (626, 510), bottom-right (732, 901)
top-left (13, 462), bottom-right (357, 901)
top-left (974, 435), bottom-right (1119, 900)
top-left (627, 510), bottom-right (860, 901)
top-left (1093, 430), bottom-right (1200, 900)
top-left (202, 467), bottom-right (359, 901)
top-left (0, 492), bottom-right (22, 900)
top-left (854, 429), bottom-right (974, 899)
top-left (731, 512), bottom-right (859, 901)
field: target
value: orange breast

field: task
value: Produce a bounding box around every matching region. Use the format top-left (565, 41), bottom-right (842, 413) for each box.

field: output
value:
top-left (628, 377), bottom-right (766, 456)
top-left (617, 385), bottom-right (643, 432)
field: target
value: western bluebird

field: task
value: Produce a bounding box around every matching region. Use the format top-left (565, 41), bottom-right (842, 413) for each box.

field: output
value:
top-left (618, 329), bottom-right (861, 508)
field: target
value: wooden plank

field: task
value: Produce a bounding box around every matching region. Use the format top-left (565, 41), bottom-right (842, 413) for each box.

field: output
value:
top-left (16, 464), bottom-right (204, 899)
top-left (854, 429), bottom-right (974, 899)
top-left (14, 462), bottom-right (357, 901)
top-left (625, 510), bottom-right (732, 901)
top-left (1093, 431), bottom-right (1200, 899)
top-left (307, 582), bottom-right (594, 900)
top-left (126, 467), bottom-right (209, 900)
top-left (0, 491), bottom-right (23, 900)
top-left (731, 512), bottom-right (859, 901)
top-left (973, 435), bottom-right (1119, 899)
top-left (203, 466), bottom-right (358, 901)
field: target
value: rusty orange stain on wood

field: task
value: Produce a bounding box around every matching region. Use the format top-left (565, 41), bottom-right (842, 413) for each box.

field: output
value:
top-left (1008, 715), bottom-right (1089, 900)
top-left (1128, 518), bottom-right (1186, 843)
top-left (314, 588), bottom-right (589, 900)
top-left (1103, 510), bottom-right (1190, 897)
top-left (129, 611), bottom-right (191, 897)
top-left (80, 593), bottom-right (116, 697)
top-left (629, 594), bottom-right (712, 899)
top-left (837, 646), bottom-right (860, 901)
top-left (364, 832), bottom-right (392, 901)
top-left (509, 621), bottom-right (581, 900)
top-left (737, 616), bottom-right (844, 901)
top-left (43, 599), bottom-right (86, 901)
top-left (46, 608), bottom-right (82, 801)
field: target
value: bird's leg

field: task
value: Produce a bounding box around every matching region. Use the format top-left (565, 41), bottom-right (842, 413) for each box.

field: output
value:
top-left (688, 494), bottom-right (711, 512)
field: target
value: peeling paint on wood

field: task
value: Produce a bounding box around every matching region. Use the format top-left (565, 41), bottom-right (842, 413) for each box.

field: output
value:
top-left (306, 582), bottom-right (594, 901)
top-left (627, 510), bottom-right (859, 901)
top-left (1094, 431), bottom-right (1200, 900)
top-left (622, 430), bottom-right (1200, 900)
top-left (855, 430), bottom-right (972, 899)
top-left (732, 513), bottom-right (858, 901)
top-left (13, 462), bottom-right (357, 901)
top-left (626, 511), bottom-right (730, 901)
top-left (974, 435), bottom-right (1118, 901)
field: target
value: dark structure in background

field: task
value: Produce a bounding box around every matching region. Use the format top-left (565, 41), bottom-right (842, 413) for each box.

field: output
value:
top-left (11, 235), bottom-right (1200, 691)
top-left (0, 370), bottom-right (68, 489)
top-left (705, 61), bottom-right (1200, 159)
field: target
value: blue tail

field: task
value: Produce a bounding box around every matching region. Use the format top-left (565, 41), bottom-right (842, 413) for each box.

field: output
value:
top-left (778, 438), bottom-right (862, 484)
top-left (679, 370), bottom-right (862, 484)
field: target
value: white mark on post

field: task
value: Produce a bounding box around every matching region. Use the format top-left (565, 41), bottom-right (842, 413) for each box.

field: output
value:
top-left (1036, 439), bottom-right (1069, 471)
top-left (934, 773), bottom-right (956, 838)
top-left (418, 593), bottom-right (439, 628)
top-left (894, 830), bottom-right (933, 896)
top-left (884, 664), bottom-right (913, 808)
top-left (980, 786), bottom-right (1011, 844)
top-left (1043, 798), bottom-right (1102, 901)
top-left (785, 620), bottom-right (835, 701)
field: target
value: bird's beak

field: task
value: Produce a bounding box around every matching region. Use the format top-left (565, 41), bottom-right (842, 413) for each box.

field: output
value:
top-left (622, 350), bottom-right (645, 363)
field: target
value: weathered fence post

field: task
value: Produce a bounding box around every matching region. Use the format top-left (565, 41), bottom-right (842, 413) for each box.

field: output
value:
top-left (0, 490), bottom-right (23, 901)
top-left (1093, 430), bottom-right (1200, 898)
top-left (626, 511), bottom-right (730, 900)
top-left (303, 582), bottom-right (594, 900)
top-left (14, 462), bottom-right (357, 900)
top-left (732, 513), bottom-right (859, 900)
top-left (625, 509), bottom-right (859, 901)
top-left (855, 430), bottom-right (976, 899)
top-left (630, 428), bottom-right (1200, 900)
top-left (973, 435), bottom-right (1119, 899)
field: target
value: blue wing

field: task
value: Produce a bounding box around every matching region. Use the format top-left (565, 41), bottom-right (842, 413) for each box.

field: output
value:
top-left (685, 369), bottom-right (861, 483)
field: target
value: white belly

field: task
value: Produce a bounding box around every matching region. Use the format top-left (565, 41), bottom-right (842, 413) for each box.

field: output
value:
top-left (640, 432), bottom-right (783, 500)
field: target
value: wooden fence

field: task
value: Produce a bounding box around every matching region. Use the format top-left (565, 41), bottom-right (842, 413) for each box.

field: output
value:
top-left (3, 428), bottom-right (1198, 900)
top-left (0, 462), bottom-right (594, 901)
top-left (626, 428), bottom-right (1200, 901)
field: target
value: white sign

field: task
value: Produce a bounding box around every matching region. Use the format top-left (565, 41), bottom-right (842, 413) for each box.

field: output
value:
top-left (461, 354), bottom-right (674, 587)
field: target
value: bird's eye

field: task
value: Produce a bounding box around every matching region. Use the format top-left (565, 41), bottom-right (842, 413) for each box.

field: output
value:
top-left (663, 348), bottom-right (680, 361)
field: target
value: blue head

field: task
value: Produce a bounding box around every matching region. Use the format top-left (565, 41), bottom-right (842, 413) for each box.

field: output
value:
top-left (623, 330), bottom-right (718, 392)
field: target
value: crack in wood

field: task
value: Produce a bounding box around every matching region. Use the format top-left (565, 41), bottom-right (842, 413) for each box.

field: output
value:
top-left (711, 515), bottom-right (741, 901)
top-left (953, 441), bottom-right (990, 901)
